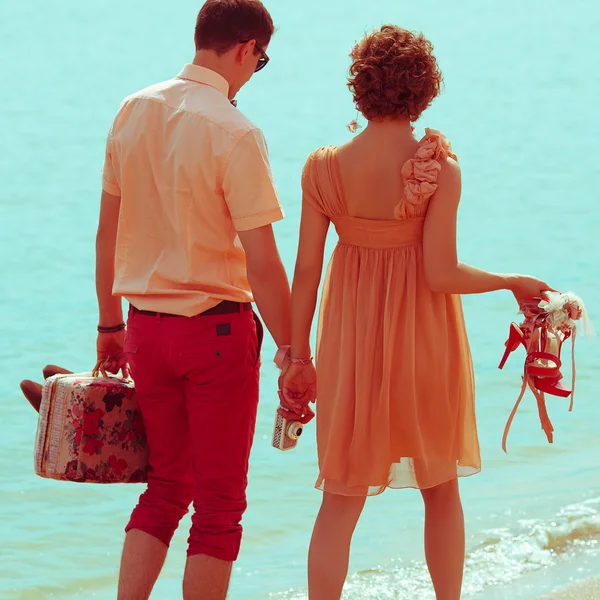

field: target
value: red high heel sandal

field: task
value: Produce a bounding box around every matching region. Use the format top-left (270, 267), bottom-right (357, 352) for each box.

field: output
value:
top-left (525, 327), bottom-right (572, 398)
top-left (499, 293), bottom-right (587, 452)
top-left (498, 323), bottom-right (526, 370)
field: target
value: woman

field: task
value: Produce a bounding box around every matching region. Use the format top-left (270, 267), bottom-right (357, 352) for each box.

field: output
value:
top-left (281, 25), bottom-right (552, 600)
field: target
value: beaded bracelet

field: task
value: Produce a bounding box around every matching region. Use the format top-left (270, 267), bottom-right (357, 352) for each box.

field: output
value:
top-left (289, 356), bottom-right (313, 365)
top-left (97, 322), bottom-right (126, 334)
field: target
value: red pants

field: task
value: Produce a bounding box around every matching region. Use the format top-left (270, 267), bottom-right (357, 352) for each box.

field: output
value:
top-left (124, 303), bottom-right (262, 562)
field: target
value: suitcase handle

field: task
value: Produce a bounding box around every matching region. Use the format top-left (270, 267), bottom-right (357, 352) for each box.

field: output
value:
top-left (92, 359), bottom-right (132, 382)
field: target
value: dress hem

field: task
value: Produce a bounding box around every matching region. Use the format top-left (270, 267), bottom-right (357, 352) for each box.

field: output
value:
top-left (315, 465), bottom-right (481, 497)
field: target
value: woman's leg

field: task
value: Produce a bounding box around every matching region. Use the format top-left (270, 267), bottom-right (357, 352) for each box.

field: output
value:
top-left (420, 479), bottom-right (465, 600)
top-left (308, 492), bottom-right (366, 600)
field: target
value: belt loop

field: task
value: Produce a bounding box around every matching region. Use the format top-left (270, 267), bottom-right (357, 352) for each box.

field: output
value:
top-left (239, 302), bottom-right (244, 313)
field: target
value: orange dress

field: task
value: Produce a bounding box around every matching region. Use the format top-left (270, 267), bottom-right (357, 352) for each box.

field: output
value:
top-left (302, 130), bottom-right (481, 496)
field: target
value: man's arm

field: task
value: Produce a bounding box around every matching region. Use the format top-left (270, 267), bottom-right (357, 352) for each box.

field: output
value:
top-left (223, 128), bottom-right (290, 348)
top-left (96, 190), bottom-right (123, 327)
top-left (238, 225), bottom-right (291, 348)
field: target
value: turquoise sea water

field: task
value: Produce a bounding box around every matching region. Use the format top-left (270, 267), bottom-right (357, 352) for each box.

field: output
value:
top-left (1, 1), bottom-right (599, 598)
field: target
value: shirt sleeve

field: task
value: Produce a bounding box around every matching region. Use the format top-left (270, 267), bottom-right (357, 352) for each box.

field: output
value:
top-left (101, 120), bottom-right (121, 197)
top-left (222, 128), bottom-right (284, 231)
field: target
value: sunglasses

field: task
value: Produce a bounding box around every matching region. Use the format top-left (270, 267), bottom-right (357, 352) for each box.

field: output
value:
top-left (240, 40), bottom-right (269, 73)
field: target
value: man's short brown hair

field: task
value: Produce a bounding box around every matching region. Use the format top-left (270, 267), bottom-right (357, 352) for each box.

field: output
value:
top-left (194, 0), bottom-right (274, 54)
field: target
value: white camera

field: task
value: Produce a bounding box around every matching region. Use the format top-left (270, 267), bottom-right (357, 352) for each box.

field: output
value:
top-left (272, 409), bottom-right (304, 451)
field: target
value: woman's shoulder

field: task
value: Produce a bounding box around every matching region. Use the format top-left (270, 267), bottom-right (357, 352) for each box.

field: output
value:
top-left (418, 129), bottom-right (461, 199)
top-left (302, 146), bottom-right (337, 182)
top-left (305, 145), bottom-right (337, 163)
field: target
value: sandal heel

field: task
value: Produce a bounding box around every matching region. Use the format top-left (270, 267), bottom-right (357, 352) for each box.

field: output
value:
top-left (498, 323), bottom-right (524, 369)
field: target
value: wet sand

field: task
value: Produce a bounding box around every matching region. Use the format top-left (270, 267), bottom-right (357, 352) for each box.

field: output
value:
top-left (538, 576), bottom-right (600, 600)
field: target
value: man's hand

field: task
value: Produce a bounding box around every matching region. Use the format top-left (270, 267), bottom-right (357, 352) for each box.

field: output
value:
top-left (96, 330), bottom-right (129, 378)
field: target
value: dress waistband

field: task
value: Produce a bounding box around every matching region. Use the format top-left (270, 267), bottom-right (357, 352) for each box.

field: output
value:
top-left (333, 216), bottom-right (424, 249)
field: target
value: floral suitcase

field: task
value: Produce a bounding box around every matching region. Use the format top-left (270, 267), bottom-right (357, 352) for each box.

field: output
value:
top-left (34, 372), bottom-right (149, 483)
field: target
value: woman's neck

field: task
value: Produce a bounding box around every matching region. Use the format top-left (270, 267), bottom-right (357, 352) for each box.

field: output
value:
top-left (364, 118), bottom-right (415, 141)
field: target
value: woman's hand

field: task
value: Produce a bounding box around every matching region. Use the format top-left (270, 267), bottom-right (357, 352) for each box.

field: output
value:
top-left (507, 274), bottom-right (557, 304)
top-left (279, 361), bottom-right (317, 414)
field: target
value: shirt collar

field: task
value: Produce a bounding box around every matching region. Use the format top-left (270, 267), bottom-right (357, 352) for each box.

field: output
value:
top-left (176, 64), bottom-right (230, 98)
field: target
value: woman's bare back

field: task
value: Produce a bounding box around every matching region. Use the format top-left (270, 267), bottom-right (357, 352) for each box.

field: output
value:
top-left (336, 123), bottom-right (420, 221)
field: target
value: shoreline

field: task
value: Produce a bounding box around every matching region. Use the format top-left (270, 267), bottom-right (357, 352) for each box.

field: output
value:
top-left (538, 576), bottom-right (600, 600)
top-left (473, 543), bottom-right (600, 600)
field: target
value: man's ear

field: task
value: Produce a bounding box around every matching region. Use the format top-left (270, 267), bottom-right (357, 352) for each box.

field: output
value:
top-left (237, 39), bottom-right (256, 66)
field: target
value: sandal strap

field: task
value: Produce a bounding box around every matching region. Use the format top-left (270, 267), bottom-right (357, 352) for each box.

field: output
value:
top-left (570, 328), bottom-right (576, 412)
top-left (527, 379), bottom-right (555, 443)
top-left (525, 351), bottom-right (561, 368)
top-left (502, 373), bottom-right (556, 453)
top-left (502, 376), bottom-right (529, 453)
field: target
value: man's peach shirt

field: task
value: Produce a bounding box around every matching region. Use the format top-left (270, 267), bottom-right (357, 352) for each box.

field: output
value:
top-left (101, 64), bottom-right (284, 317)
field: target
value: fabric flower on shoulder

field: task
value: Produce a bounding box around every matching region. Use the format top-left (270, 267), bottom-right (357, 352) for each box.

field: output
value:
top-left (420, 129), bottom-right (456, 161)
top-left (397, 129), bottom-right (456, 211)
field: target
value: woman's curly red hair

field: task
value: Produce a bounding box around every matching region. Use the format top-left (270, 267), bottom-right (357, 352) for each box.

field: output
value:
top-left (348, 25), bottom-right (443, 122)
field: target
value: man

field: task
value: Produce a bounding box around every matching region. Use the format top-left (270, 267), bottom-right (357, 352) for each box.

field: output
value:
top-left (95, 1), bottom-right (291, 598)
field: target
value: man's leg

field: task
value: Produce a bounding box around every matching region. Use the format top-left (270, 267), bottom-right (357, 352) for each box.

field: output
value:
top-left (118, 531), bottom-right (170, 600)
top-left (178, 310), bottom-right (262, 600)
top-left (183, 555), bottom-right (233, 600)
top-left (118, 314), bottom-right (194, 600)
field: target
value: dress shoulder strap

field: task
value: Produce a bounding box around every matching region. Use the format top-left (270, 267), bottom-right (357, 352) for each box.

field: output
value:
top-left (394, 129), bottom-right (457, 219)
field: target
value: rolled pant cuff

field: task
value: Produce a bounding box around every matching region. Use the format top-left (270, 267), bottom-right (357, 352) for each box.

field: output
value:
top-left (124, 523), bottom-right (174, 549)
top-left (186, 538), bottom-right (241, 562)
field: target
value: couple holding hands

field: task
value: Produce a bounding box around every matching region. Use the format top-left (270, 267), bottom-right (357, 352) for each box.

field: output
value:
top-left (25, 0), bottom-right (553, 598)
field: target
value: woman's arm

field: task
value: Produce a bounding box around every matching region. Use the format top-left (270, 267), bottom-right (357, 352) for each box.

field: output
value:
top-left (279, 197), bottom-right (328, 413)
top-left (423, 158), bottom-right (552, 300)
top-left (290, 200), bottom-right (330, 358)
